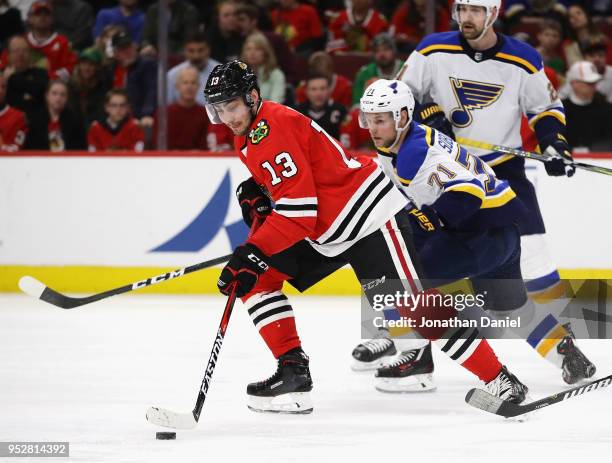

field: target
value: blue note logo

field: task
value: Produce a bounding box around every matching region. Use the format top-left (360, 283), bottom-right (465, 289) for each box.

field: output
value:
top-left (449, 78), bottom-right (504, 127)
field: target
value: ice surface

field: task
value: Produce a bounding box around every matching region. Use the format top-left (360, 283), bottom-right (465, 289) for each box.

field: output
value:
top-left (1, 294), bottom-right (610, 463)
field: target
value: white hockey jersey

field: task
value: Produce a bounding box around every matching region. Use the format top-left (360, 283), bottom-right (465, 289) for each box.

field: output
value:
top-left (377, 123), bottom-right (525, 231)
top-left (399, 31), bottom-right (565, 167)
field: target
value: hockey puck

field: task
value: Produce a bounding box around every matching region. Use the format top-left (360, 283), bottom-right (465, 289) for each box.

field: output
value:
top-left (156, 432), bottom-right (176, 440)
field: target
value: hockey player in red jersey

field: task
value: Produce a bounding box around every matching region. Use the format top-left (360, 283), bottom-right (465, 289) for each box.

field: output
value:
top-left (0, 72), bottom-right (27, 152)
top-left (204, 60), bottom-right (529, 415)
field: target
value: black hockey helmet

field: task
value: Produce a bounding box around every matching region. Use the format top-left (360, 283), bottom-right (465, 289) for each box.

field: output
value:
top-left (204, 60), bottom-right (259, 123)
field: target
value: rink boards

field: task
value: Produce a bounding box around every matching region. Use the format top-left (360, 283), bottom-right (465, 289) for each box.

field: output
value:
top-left (1, 153), bottom-right (611, 294)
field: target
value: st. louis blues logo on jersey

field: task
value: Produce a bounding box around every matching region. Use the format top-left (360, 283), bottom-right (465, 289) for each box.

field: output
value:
top-left (449, 78), bottom-right (504, 127)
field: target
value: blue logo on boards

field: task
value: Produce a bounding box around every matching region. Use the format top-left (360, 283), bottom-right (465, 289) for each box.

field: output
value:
top-left (449, 78), bottom-right (504, 127)
top-left (150, 170), bottom-right (249, 253)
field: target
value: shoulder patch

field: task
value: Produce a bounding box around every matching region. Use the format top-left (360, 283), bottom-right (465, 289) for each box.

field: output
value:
top-left (494, 35), bottom-right (543, 74)
top-left (416, 31), bottom-right (462, 56)
top-left (249, 119), bottom-right (270, 145)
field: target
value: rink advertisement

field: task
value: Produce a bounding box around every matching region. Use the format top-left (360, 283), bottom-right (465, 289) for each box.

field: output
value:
top-left (1, 154), bottom-right (611, 293)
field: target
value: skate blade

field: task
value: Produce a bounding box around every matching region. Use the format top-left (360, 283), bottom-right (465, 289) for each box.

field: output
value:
top-left (247, 392), bottom-right (313, 414)
top-left (351, 357), bottom-right (394, 372)
top-left (375, 373), bottom-right (436, 393)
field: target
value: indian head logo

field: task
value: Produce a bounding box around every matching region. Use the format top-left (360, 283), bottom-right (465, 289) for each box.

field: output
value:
top-left (449, 78), bottom-right (504, 127)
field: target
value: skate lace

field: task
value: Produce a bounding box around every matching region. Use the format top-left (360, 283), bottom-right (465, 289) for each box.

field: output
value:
top-left (362, 338), bottom-right (393, 355)
top-left (386, 349), bottom-right (417, 368)
top-left (486, 373), bottom-right (514, 399)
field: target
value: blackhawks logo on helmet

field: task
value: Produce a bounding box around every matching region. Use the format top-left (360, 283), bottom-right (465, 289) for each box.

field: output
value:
top-left (249, 120), bottom-right (270, 145)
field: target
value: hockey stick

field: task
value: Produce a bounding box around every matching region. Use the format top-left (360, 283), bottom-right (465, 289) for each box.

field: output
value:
top-left (465, 373), bottom-right (612, 418)
top-left (146, 283), bottom-right (238, 429)
top-left (18, 253), bottom-right (232, 309)
top-left (457, 136), bottom-right (612, 176)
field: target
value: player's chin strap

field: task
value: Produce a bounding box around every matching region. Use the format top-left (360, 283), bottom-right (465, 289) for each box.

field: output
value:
top-left (385, 119), bottom-right (411, 153)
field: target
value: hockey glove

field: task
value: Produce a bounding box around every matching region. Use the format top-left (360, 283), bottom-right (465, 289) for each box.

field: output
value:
top-left (237, 177), bottom-right (272, 228)
top-left (414, 103), bottom-right (455, 140)
top-left (407, 205), bottom-right (441, 234)
top-left (540, 134), bottom-right (576, 177)
top-left (217, 243), bottom-right (270, 297)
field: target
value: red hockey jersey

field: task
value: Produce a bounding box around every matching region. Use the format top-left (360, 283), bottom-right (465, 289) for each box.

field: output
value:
top-left (327, 8), bottom-right (389, 53)
top-left (88, 118), bottom-right (145, 152)
top-left (234, 101), bottom-right (407, 257)
top-left (0, 105), bottom-right (27, 152)
top-left (26, 32), bottom-right (77, 81)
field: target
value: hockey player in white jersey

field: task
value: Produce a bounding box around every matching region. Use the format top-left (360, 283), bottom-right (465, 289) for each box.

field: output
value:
top-left (382, 0), bottom-right (597, 384)
top-left (354, 78), bottom-right (595, 392)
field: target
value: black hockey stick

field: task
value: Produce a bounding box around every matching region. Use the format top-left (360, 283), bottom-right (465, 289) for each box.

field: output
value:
top-left (457, 137), bottom-right (612, 176)
top-left (146, 284), bottom-right (238, 429)
top-left (465, 373), bottom-right (612, 418)
top-left (18, 254), bottom-right (232, 309)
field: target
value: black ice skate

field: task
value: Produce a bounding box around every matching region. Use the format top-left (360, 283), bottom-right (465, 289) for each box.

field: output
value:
top-left (351, 330), bottom-right (397, 372)
top-left (557, 336), bottom-right (596, 385)
top-left (374, 343), bottom-right (436, 392)
top-left (247, 347), bottom-right (313, 414)
top-left (485, 365), bottom-right (528, 404)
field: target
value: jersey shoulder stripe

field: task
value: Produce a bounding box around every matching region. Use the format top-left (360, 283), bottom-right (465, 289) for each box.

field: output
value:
top-left (416, 31), bottom-right (462, 56)
top-left (493, 35), bottom-right (543, 74)
top-left (395, 124), bottom-right (432, 184)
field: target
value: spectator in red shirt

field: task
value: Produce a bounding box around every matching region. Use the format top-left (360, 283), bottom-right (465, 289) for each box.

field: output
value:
top-left (153, 66), bottom-right (208, 150)
top-left (295, 51), bottom-right (352, 108)
top-left (24, 79), bottom-right (86, 150)
top-left (390, 0), bottom-right (451, 53)
top-left (88, 88), bottom-right (145, 152)
top-left (25, 0), bottom-right (77, 81)
top-left (327, 0), bottom-right (389, 53)
top-left (271, 0), bottom-right (323, 54)
top-left (0, 71), bottom-right (28, 152)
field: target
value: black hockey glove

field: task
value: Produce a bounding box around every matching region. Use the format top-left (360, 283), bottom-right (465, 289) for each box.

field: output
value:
top-left (236, 177), bottom-right (272, 228)
top-left (414, 103), bottom-right (455, 140)
top-left (407, 205), bottom-right (442, 233)
top-left (540, 134), bottom-right (576, 177)
top-left (217, 243), bottom-right (270, 297)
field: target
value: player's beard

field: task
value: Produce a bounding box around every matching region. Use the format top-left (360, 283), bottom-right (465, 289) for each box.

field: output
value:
top-left (460, 21), bottom-right (485, 41)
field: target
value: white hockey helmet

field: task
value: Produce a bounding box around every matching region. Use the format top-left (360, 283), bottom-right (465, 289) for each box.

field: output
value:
top-left (452, 0), bottom-right (501, 41)
top-left (359, 79), bottom-right (415, 131)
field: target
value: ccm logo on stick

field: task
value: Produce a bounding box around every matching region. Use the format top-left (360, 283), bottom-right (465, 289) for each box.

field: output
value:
top-left (132, 269), bottom-right (186, 289)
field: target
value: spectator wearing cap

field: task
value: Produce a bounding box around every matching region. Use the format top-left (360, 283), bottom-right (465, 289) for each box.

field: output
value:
top-left (111, 29), bottom-right (156, 128)
top-left (25, 79), bottom-right (87, 150)
top-left (390, 0), bottom-right (450, 53)
top-left (154, 66), bottom-right (208, 150)
top-left (50, 0), bottom-right (94, 51)
top-left (25, 0), bottom-right (77, 81)
top-left (327, 0), bottom-right (389, 53)
top-left (88, 88), bottom-right (145, 152)
top-left (352, 32), bottom-right (403, 106)
top-left (3, 35), bottom-right (49, 115)
top-left (296, 73), bottom-right (347, 140)
top-left (0, 71), bottom-right (28, 152)
top-left (295, 51), bottom-right (352, 108)
top-left (270, 0), bottom-right (323, 54)
top-left (67, 46), bottom-right (112, 126)
top-left (205, 0), bottom-right (244, 63)
top-left (0, 1), bottom-right (25, 45)
top-left (166, 31), bottom-right (219, 107)
top-left (93, 0), bottom-right (144, 45)
top-left (562, 61), bottom-right (612, 150)
top-left (140, 0), bottom-right (199, 57)
top-left (235, 2), bottom-right (296, 83)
